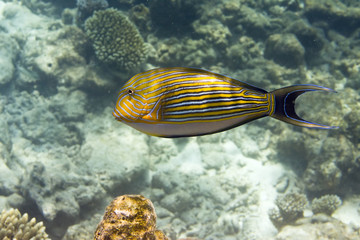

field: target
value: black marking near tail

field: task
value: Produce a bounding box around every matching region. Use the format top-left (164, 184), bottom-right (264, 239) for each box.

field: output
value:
top-left (270, 84), bottom-right (338, 129)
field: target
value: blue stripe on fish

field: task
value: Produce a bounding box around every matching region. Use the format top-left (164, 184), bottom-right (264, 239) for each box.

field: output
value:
top-left (113, 67), bottom-right (337, 137)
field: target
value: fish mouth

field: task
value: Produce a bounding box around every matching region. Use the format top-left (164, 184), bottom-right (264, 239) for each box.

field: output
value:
top-left (112, 109), bottom-right (137, 122)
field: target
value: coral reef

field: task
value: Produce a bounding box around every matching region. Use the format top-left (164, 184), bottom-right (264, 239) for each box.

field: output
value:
top-left (1, 0), bottom-right (360, 239)
top-left (225, 36), bottom-right (262, 70)
top-left (264, 33), bottom-right (305, 68)
top-left (343, 92), bottom-right (360, 144)
top-left (21, 161), bottom-right (106, 221)
top-left (237, 5), bottom-right (272, 39)
top-left (0, 33), bottom-right (19, 86)
top-left (85, 8), bottom-right (147, 71)
top-left (193, 19), bottom-right (231, 47)
top-left (8, 91), bottom-right (84, 146)
top-left (275, 214), bottom-right (360, 240)
top-left (61, 8), bottom-right (76, 25)
top-left (143, 134), bottom-right (280, 239)
top-left (286, 20), bottom-right (325, 55)
top-left (304, 0), bottom-right (360, 35)
top-left (21, 0), bottom-right (74, 16)
top-left (311, 195), bottom-right (342, 215)
top-left (16, 14), bottom-right (115, 92)
top-left (129, 4), bottom-right (152, 35)
top-left (269, 193), bottom-right (308, 229)
top-left (148, 36), bottom-right (216, 68)
top-left (0, 208), bottom-right (50, 240)
top-left (76, 0), bottom-right (108, 22)
top-left (76, 0), bottom-right (108, 13)
top-left (63, 214), bottom-right (102, 240)
top-left (273, 86), bottom-right (359, 195)
top-left (94, 195), bottom-right (169, 240)
top-left (21, 0), bottom-right (58, 16)
top-left (149, 0), bottom-right (199, 34)
top-left (303, 128), bottom-right (355, 194)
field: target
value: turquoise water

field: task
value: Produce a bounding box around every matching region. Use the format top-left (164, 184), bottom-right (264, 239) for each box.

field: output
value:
top-left (0, 0), bottom-right (359, 239)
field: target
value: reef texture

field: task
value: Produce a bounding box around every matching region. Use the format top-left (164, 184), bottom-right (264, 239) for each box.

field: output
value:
top-left (275, 214), bottom-right (360, 240)
top-left (76, 0), bottom-right (108, 21)
top-left (149, 0), bottom-right (199, 34)
top-left (85, 8), bottom-right (147, 70)
top-left (269, 193), bottom-right (308, 229)
top-left (0, 0), bottom-right (360, 239)
top-left (21, 0), bottom-right (73, 16)
top-left (304, 0), bottom-right (360, 35)
top-left (94, 195), bottom-right (169, 240)
top-left (0, 208), bottom-right (50, 240)
top-left (21, 161), bottom-right (106, 222)
top-left (264, 33), bottom-right (305, 68)
top-left (0, 33), bottom-right (18, 86)
top-left (311, 194), bottom-right (342, 215)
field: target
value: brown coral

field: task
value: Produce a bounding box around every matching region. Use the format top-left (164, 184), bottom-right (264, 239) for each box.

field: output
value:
top-left (94, 195), bottom-right (169, 240)
top-left (85, 8), bottom-right (147, 71)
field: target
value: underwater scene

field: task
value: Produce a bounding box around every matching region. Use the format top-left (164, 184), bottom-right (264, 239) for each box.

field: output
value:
top-left (0, 0), bottom-right (360, 239)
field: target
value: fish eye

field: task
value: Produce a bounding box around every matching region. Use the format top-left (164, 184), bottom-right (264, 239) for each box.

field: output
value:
top-left (127, 89), bottom-right (134, 95)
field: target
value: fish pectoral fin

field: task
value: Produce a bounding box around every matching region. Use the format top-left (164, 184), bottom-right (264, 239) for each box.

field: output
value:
top-left (142, 111), bottom-right (159, 121)
top-left (141, 97), bottom-right (163, 121)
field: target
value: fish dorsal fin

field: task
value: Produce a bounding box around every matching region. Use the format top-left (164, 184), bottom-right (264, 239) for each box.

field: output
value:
top-left (178, 67), bottom-right (268, 94)
top-left (229, 78), bottom-right (268, 93)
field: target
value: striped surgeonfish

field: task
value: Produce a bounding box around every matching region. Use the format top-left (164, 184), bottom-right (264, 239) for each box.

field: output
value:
top-left (113, 67), bottom-right (337, 138)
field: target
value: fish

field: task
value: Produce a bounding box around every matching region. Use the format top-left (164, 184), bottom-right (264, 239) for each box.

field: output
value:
top-left (113, 67), bottom-right (337, 138)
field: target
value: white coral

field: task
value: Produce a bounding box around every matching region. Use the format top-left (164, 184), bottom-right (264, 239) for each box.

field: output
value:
top-left (0, 208), bottom-right (50, 240)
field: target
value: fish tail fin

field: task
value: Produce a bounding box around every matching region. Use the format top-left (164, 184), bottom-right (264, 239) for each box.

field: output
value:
top-left (269, 84), bottom-right (338, 129)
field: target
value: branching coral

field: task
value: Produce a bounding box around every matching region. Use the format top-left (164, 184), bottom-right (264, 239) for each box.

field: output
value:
top-left (85, 8), bottom-right (147, 70)
top-left (269, 193), bottom-right (308, 229)
top-left (0, 208), bottom-right (50, 240)
top-left (311, 194), bottom-right (342, 215)
top-left (276, 193), bottom-right (308, 221)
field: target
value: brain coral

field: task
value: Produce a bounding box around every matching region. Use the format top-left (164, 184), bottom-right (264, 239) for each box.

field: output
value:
top-left (85, 8), bottom-right (147, 70)
top-left (0, 208), bottom-right (50, 240)
top-left (94, 195), bottom-right (169, 240)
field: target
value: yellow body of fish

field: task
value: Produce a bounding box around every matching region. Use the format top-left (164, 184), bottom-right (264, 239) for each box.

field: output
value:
top-left (113, 67), bottom-right (337, 137)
